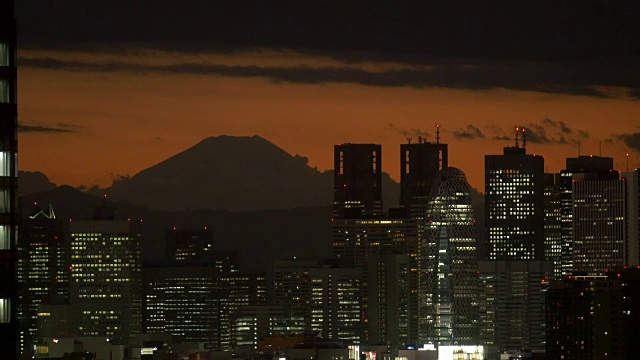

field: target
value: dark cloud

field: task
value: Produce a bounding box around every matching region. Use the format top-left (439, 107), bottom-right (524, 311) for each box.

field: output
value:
top-left (490, 119), bottom-right (590, 145)
top-left (493, 135), bottom-right (512, 141)
top-left (16, 1), bottom-right (639, 65)
top-left (19, 57), bottom-right (640, 99)
top-left (385, 124), bottom-right (432, 142)
top-left (452, 125), bottom-right (485, 140)
top-left (18, 123), bottom-right (78, 134)
top-left (614, 132), bottom-right (640, 152)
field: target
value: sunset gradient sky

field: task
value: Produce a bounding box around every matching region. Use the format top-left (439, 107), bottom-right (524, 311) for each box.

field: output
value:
top-left (15, 2), bottom-right (640, 191)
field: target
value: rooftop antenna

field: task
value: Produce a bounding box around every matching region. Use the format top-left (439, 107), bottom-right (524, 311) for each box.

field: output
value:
top-left (406, 135), bottom-right (412, 144)
top-left (522, 127), bottom-right (526, 149)
top-left (436, 123), bottom-right (441, 144)
top-left (599, 140), bottom-right (602, 157)
top-left (627, 153), bottom-right (630, 172)
top-left (578, 140), bottom-right (581, 156)
top-left (515, 127), bottom-right (520, 148)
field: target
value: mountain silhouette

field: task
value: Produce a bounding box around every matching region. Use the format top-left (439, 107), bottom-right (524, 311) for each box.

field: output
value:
top-left (18, 170), bottom-right (56, 197)
top-left (98, 135), bottom-right (401, 212)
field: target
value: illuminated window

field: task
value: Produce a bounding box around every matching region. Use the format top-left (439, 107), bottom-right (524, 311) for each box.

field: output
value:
top-left (0, 298), bottom-right (10, 323)
top-left (0, 225), bottom-right (10, 250)
top-left (0, 43), bottom-right (8, 66)
top-left (0, 80), bottom-right (8, 103)
top-left (0, 188), bottom-right (8, 213)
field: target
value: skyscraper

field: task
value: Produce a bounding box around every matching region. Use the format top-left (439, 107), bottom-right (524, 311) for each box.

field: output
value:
top-left (478, 261), bottom-right (550, 355)
top-left (420, 167), bottom-right (479, 346)
top-left (400, 138), bottom-right (448, 220)
top-left (333, 144), bottom-right (382, 218)
top-left (332, 217), bottom-right (420, 344)
top-left (572, 173), bottom-right (627, 275)
top-left (69, 219), bottom-right (143, 346)
top-left (545, 269), bottom-right (640, 360)
top-left (485, 141), bottom-right (544, 260)
top-left (623, 169), bottom-right (640, 264)
top-left (273, 257), bottom-right (318, 334)
top-left (309, 263), bottom-right (362, 343)
top-left (17, 204), bottom-right (66, 358)
top-left (543, 174), bottom-right (562, 280)
top-left (366, 253), bottom-right (414, 348)
top-left (482, 136), bottom-right (549, 355)
top-left (143, 264), bottom-right (223, 349)
top-left (0, 0), bottom-right (18, 357)
top-left (557, 156), bottom-right (618, 276)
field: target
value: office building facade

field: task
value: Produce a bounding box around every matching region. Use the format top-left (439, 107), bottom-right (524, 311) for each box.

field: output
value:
top-left (309, 264), bottom-right (362, 344)
top-left (543, 174), bottom-right (562, 280)
top-left (485, 145), bottom-right (544, 261)
top-left (333, 144), bottom-right (382, 218)
top-left (478, 261), bottom-right (551, 354)
top-left (273, 257), bottom-right (318, 334)
top-left (557, 156), bottom-right (618, 276)
top-left (0, 0), bottom-right (18, 357)
top-left (17, 204), bottom-right (66, 357)
top-left (572, 176), bottom-right (627, 275)
top-left (546, 269), bottom-right (640, 360)
top-left (69, 220), bottom-right (143, 346)
top-left (143, 265), bottom-right (223, 349)
top-left (400, 140), bottom-right (448, 220)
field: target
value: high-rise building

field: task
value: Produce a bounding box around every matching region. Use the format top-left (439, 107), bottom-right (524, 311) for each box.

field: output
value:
top-left (309, 263), bottom-right (362, 343)
top-left (143, 264), bottom-right (224, 349)
top-left (366, 253), bottom-right (414, 348)
top-left (482, 137), bottom-right (550, 356)
top-left (400, 138), bottom-right (448, 220)
top-left (544, 174), bottom-right (562, 280)
top-left (545, 269), bottom-right (640, 360)
top-left (223, 272), bottom-right (267, 350)
top-left (69, 219), bottom-right (143, 346)
top-left (478, 261), bottom-right (551, 355)
top-left (557, 156), bottom-right (618, 276)
top-left (273, 257), bottom-right (318, 334)
top-left (572, 173), bottom-right (627, 275)
top-left (233, 306), bottom-right (288, 353)
top-left (485, 143), bottom-right (544, 261)
top-left (622, 169), bottom-right (640, 267)
top-left (17, 204), bottom-right (66, 358)
top-left (332, 217), bottom-right (420, 345)
top-left (333, 144), bottom-right (382, 218)
top-left (165, 227), bottom-right (213, 262)
top-left (420, 167), bottom-right (478, 346)
top-left (0, 0), bottom-right (18, 357)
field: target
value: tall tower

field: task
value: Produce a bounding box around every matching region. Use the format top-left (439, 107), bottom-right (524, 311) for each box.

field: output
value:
top-left (572, 173), bottom-right (627, 275)
top-left (481, 133), bottom-right (549, 355)
top-left (420, 167), bottom-right (478, 346)
top-left (333, 144), bottom-right (382, 218)
top-left (400, 138), bottom-right (448, 220)
top-left (557, 156), bottom-right (618, 276)
top-left (0, 0), bottom-right (18, 357)
top-left (17, 204), bottom-right (66, 357)
top-left (543, 174), bottom-right (562, 280)
top-left (485, 141), bottom-right (545, 260)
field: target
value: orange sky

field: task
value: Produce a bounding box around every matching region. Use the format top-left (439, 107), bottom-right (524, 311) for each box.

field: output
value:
top-left (17, 49), bottom-right (640, 191)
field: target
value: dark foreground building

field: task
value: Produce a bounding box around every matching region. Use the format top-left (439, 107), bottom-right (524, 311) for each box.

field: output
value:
top-left (546, 268), bottom-right (640, 360)
top-left (0, 0), bottom-right (18, 357)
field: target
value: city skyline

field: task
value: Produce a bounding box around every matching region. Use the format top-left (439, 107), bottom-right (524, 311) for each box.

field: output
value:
top-left (13, 2), bottom-right (640, 192)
